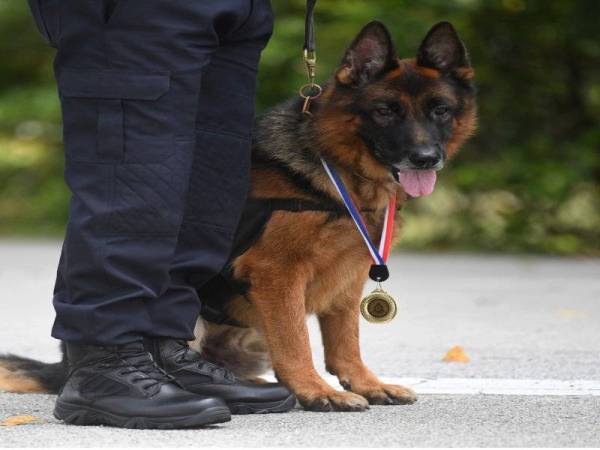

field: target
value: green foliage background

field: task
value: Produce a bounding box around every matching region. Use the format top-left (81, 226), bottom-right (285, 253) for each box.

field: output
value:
top-left (1, 0), bottom-right (599, 254)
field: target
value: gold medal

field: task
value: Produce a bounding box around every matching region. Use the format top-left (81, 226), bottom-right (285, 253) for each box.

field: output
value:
top-left (320, 158), bottom-right (400, 325)
top-left (360, 286), bottom-right (397, 323)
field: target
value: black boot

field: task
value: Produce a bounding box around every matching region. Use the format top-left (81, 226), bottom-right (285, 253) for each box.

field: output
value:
top-left (145, 337), bottom-right (296, 414)
top-left (55, 342), bottom-right (231, 429)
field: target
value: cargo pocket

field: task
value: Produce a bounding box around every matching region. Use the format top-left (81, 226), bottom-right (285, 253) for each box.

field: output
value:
top-left (58, 69), bottom-right (190, 236)
top-left (58, 69), bottom-right (172, 163)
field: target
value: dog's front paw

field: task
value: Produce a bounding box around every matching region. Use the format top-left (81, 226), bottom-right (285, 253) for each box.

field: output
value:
top-left (298, 389), bottom-right (369, 412)
top-left (352, 383), bottom-right (417, 406)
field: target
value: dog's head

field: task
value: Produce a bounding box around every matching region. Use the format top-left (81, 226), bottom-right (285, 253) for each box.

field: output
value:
top-left (315, 21), bottom-right (477, 197)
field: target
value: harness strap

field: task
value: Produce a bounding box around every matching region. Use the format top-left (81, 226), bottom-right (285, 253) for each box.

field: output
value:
top-left (200, 195), bottom-right (401, 329)
top-left (200, 304), bottom-right (246, 328)
top-left (246, 197), bottom-right (381, 213)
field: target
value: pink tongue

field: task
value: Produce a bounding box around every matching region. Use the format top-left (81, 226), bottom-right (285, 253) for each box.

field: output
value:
top-left (397, 170), bottom-right (437, 197)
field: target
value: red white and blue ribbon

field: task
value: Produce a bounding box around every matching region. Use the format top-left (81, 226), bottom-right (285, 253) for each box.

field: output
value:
top-left (320, 158), bottom-right (396, 281)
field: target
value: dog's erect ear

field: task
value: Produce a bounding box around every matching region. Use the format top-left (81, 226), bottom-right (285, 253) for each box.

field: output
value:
top-left (417, 22), bottom-right (470, 72)
top-left (336, 21), bottom-right (398, 88)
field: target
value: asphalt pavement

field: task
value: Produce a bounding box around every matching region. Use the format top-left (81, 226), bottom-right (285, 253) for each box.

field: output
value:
top-left (1, 240), bottom-right (599, 447)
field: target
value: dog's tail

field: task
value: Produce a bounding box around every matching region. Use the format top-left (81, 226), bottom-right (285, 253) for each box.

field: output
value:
top-left (0, 347), bottom-right (67, 394)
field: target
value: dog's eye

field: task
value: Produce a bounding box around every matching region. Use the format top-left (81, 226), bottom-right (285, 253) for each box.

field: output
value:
top-left (432, 105), bottom-right (451, 120)
top-left (374, 107), bottom-right (393, 117)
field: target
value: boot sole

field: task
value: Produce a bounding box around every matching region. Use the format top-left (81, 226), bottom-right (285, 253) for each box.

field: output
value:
top-left (227, 394), bottom-right (297, 415)
top-left (54, 400), bottom-right (231, 429)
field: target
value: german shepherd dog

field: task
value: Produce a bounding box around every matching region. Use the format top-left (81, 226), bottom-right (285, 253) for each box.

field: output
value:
top-left (0, 21), bottom-right (476, 412)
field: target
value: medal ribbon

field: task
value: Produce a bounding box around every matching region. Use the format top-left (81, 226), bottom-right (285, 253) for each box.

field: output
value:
top-left (320, 158), bottom-right (396, 280)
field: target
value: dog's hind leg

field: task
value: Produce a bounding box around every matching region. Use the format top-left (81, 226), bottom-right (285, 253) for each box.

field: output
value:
top-left (195, 321), bottom-right (272, 380)
top-left (319, 288), bottom-right (417, 406)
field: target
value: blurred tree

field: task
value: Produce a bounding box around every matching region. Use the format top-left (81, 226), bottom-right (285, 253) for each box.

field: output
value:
top-left (0, 0), bottom-right (66, 235)
top-left (0, 0), bottom-right (598, 253)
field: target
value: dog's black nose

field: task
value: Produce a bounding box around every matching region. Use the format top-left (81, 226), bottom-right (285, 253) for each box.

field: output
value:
top-left (408, 147), bottom-right (442, 169)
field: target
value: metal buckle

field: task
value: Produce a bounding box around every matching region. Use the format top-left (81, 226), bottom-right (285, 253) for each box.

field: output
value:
top-left (300, 49), bottom-right (322, 116)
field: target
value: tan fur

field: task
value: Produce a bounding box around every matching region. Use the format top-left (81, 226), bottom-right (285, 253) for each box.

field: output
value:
top-left (0, 366), bottom-right (46, 393)
top-left (195, 165), bottom-right (409, 411)
top-left (196, 24), bottom-right (476, 411)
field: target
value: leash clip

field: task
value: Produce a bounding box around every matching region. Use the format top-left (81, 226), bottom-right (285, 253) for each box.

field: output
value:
top-left (300, 50), bottom-right (322, 116)
top-left (303, 49), bottom-right (317, 83)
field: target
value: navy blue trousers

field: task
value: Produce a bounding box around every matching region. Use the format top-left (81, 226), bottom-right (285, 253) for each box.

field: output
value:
top-left (28, 0), bottom-right (273, 345)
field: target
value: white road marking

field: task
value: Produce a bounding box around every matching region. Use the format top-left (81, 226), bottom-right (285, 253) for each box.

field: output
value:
top-left (265, 375), bottom-right (600, 396)
top-left (379, 377), bottom-right (600, 396)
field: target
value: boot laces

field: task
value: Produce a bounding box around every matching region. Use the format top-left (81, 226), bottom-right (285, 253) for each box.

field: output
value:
top-left (174, 339), bottom-right (236, 382)
top-left (97, 347), bottom-right (175, 392)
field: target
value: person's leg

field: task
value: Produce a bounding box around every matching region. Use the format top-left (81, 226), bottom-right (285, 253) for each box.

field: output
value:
top-left (52, 0), bottom-right (218, 345)
top-left (142, 0), bottom-right (295, 414)
top-left (145, 0), bottom-right (275, 338)
top-left (42, 0), bottom-right (264, 428)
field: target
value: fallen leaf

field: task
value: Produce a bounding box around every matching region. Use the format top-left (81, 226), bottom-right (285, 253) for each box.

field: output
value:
top-left (0, 415), bottom-right (41, 426)
top-left (557, 308), bottom-right (588, 320)
top-left (442, 345), bottom-right (470, 363)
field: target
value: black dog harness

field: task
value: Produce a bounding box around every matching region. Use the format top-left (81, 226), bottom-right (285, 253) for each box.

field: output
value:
top-left (198, 197), bottom-right (383, 327)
